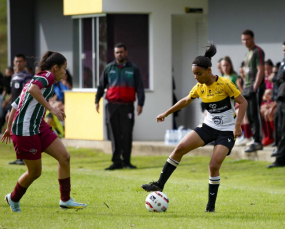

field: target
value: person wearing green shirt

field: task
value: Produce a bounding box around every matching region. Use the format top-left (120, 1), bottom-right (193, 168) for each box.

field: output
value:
top-left (221, 56), bottom-right (239, 89)
top-left (241, 29), bottom-right (265, 153)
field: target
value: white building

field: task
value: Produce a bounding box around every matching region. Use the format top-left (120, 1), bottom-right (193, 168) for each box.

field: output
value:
top-left (7, 0), bottom-right (285, 141)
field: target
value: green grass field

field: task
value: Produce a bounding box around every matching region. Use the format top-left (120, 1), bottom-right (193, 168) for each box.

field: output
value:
top-left (0, 143), bottom-right (285, 229)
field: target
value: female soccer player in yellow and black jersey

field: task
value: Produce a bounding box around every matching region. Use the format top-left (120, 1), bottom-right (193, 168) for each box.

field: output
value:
top-left (142, 42), bottom-right (247, 212)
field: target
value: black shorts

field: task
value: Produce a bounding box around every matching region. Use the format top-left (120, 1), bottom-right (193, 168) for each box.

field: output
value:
top-left (194, 123), bottom-right (235, 155)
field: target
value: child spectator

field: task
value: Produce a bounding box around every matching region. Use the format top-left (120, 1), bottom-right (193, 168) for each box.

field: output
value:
top-left (235, 61), bottom-right (253, 146)
top-left (260, 59), bottom-right (275, 146)
top-left (49, 69), bottom-right (72, 111)
top-left (46, 70), bottom-right (73, 136)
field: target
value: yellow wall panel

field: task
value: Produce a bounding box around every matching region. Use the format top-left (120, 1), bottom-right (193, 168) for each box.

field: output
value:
top-left (64, 0), bottom-right (102, 15)
top-left (65, 92), bottom-right (104, 140)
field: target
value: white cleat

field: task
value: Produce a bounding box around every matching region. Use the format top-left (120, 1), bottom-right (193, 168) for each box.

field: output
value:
top-left (245, 138), bottom-right (254, 146)
top-left (5, 193), bottom-right (21, 213)
top-left (59, 198), bottom-right (87, 209)
top-left (235, 137), bottom-right (253, 146)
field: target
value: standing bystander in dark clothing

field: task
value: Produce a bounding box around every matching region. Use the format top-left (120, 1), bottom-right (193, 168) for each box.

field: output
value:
top-left (95, 43), bottom-right (145, 170)
top-left (267, 42), bottom-right (285, 168)
top-left (7, 54), bottom-right (33, 165)
top-left (241, 30), bottom-right (265, 152)
top-left (0, 67), bottom-right (13, 133)
top-left (0, 71), bottom-right (4, 132)
top-left (2, 67), bottom-right (13, 95)
top-left (0, 71), bottom-right (4, 94)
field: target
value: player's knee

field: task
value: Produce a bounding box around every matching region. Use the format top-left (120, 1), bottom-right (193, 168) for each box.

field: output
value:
top-left (209, 163), bottom-right (220, 173)
top-left (29, 170), bottom-right (42, 180)
top-left (61, 152), bottom-right (70, 165)
top-left (173, 144), bottom-right (188, 157)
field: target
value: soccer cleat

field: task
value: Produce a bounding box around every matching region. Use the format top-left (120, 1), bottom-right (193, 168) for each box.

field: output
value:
top-left (267, 162), bottom-right (285, 169)
top-left (9, 159), bottom-right (25, 165)
top-left (59, 198), bottom-right (87, 209)
top-left (123, 163), bottom-right (137, 169)
top-left (5, 193), bottom-right (21, 212)
top-left (142, 181), bottom-right (163, 192)
top-left (245, 138), bottom-right (255, 146)
top-left (235, 136), bottom-right (252, 146)
top-left (271, 149), bottom-right (279, 157)
top-left (105, 164), bottom-right (123, 170)
top-left (234, 135), bottom-right (245, 146)
top-left (205, 207), bottom-right (215, 212)
top-left (244, 142), bottom-right (263, 153)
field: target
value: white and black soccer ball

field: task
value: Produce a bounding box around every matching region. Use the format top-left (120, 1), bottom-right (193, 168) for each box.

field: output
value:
top-left (145, 191), bottom-right (169, 212)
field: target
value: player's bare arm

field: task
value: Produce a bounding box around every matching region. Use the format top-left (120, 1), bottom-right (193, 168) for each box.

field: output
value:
top-left (29, 84), bottom-right (66, 121)
top-left (1, 107), bottom-right (17, 144)
top-left (234, 94), bottom-right (248, 138)
top-left (157, 96), bottom-right (193, 123)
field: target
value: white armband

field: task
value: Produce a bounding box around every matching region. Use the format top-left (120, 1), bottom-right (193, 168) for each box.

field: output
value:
top-left (11, 102), bottom-right (18, 110)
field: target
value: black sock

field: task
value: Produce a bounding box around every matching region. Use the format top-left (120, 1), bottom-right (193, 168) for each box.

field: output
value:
top-left (157, 157), bottom-right (179, 188)
top-left (207, 176), bottom-right (220, 209)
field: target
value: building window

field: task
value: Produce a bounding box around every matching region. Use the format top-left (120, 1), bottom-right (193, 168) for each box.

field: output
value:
top-left (73, 14), bottom-right (149, 89)
top-left (82, 18), bottom-right (93, 88)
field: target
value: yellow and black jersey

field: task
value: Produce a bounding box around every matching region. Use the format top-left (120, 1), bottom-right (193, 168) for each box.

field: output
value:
top-left (189, 76), bottom-right (241, 131)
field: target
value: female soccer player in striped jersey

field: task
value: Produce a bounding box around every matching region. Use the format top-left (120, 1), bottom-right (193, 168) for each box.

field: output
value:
top-left (1, 51), bottom-right (87, 212)
top-left (142, 42), bottom-right (248, 212)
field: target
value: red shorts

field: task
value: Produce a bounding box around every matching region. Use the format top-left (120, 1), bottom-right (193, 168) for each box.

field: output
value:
top-left (12, 128), bottom-right (58, 160)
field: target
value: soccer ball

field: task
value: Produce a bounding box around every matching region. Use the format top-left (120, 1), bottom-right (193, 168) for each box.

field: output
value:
top-left (145, 191), bottom-right (169, 212)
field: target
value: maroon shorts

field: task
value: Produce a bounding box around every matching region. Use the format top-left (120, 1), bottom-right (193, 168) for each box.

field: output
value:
top-left (12, 128), bottom-right (58, 160)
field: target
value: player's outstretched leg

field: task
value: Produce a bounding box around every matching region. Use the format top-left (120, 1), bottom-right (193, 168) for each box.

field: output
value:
top-left (142, 157), bottom-right (180, 192)
top-left (142, 131), bottom-right (204, 192)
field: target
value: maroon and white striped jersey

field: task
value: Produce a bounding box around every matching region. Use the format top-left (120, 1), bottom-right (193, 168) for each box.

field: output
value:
top-left (12, 71), bottom-right (55, 136)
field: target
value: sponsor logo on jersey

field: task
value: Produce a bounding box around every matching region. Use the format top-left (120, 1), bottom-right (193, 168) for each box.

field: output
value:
top-left (207, 89), bottom-right (214, 96)
top-left (213, 116), bottom-right (223, 125)
top-left (208, 105), bottom-right (229, 113)
top-left (209, 104), bottom-right (217, 109)
top-left (215, 86), bottom-right (223, 94)
top-left (110, 70), bottom-right (116, 74)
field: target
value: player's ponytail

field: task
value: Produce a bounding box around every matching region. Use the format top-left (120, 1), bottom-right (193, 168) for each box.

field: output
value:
top-left (204, 41), bottom-right (216, 60)
top-left (192, 41), bottom-right (217, 69)
top-left (39, 51), bottom-right (66, 71)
